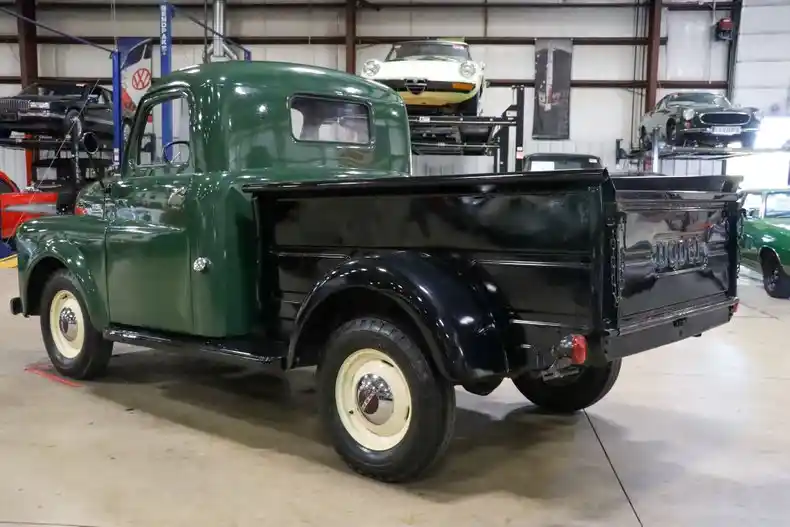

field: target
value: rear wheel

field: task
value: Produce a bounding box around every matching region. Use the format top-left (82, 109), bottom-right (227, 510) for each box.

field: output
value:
top-left (761, 252), bottom-right (790, 298)
top-left (40, 270), bottom-right (113, 379)
top-left (318, 317), bottom-right (456, 482)
top-left (512, 360), bottom-right (621, 414)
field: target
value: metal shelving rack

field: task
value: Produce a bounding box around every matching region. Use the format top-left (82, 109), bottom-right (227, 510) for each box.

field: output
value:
top-left (616, 127), bottom-right (790, 174)
top-left (408, 85), bottom-right (527, 173)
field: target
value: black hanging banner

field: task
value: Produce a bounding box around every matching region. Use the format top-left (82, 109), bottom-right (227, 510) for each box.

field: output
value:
top-left (532, 39), bottom-right (573, 140)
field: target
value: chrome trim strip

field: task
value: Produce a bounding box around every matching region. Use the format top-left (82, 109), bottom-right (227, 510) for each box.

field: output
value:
top-left (616, 297), bottom-right (735, 336)
top-left (476, 258), bottom-right (590, 270)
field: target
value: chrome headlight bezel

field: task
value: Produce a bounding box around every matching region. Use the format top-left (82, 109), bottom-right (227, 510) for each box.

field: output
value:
top-left (459, 61), bottom-right (477, 79)
top-left (753, 109), bottom-right (764, 121)
top-left (682, 108), bottom-right (695, 121)
top-left (361, 59), bottom-right (381, 77)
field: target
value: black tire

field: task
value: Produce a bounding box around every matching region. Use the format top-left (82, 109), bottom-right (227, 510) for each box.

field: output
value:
top-left (318, 317), bottom-right (456, 483)
top-left (761, 252), bottom-right (790, 298)
top-left (457, 93), bottom-right (480, 116)
top-left (666, 120), bottom-right (678, 145)
top-left (40, 270), bottom-right (113, 380)
top-left (741, 132), bottom-right (757, 149)
top-left (63, 109), bottom-right (83, 141)
top-left (512, 359), bottom-right (622, 414)
top-left (122, 119), bottom-right (132, 144)
top-left (639, 127), bottom-right (652, 151)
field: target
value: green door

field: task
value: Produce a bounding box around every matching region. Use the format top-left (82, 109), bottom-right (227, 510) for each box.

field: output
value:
top-left (105, 88), bottom-right (196, 333)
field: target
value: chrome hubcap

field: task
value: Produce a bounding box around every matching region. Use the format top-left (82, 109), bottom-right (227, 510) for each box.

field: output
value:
top-left (355, 373), bottom-right (394, 426)
top-left (58, 307), bottom-right (78, 342)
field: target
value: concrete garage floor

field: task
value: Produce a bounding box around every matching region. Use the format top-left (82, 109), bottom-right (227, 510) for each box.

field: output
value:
top-left (1, 269), bottom-right (789, 527)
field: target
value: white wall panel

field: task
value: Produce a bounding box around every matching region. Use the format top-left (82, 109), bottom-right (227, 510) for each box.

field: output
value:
top-left (734, 1), bottom-right (790, 115)
top-left (36, 43), bottom-right (344, 78)
top-left (486, 7), bottom-right (640, 38)
top-left (33, 7), bottom-right (343, 38)
top-left (663, 10), bottom-right (728, 81)
top-left (0, 84), bottom-right (28, 189)
top-left (573, 46), bottom-right (644, 81)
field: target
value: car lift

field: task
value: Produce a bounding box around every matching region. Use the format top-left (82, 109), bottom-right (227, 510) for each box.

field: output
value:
top-left (158, 0), bottom-right (251, 148)
top-left (616, 126), bottom-right (790, 174)
top-left (0, 6), bottom-right (125, 257)
top-left (408, 85), bottom-right (528, 173)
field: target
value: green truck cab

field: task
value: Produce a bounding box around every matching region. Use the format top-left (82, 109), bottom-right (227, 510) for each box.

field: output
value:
top-left (10, 61), bottom-right (742, 483)
top-left (739, 188), bottom-right (790, 297)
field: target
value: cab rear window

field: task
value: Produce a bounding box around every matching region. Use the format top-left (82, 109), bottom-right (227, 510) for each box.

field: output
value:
top-left (289, 96), bottom-right (371, 145)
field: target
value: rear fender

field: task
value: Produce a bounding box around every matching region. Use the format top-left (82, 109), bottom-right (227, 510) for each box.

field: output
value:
top-left (288, 252), bottom-right (510, 384)
top-left (21, 240), bottom-right (108, 329)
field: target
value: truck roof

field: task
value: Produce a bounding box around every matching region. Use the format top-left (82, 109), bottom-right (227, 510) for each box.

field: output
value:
top-left (162, 60), bottom-right (401, 104)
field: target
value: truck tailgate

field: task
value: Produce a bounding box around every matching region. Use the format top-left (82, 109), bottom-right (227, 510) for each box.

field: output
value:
top-left (607, 175), bottom-right (741, 330)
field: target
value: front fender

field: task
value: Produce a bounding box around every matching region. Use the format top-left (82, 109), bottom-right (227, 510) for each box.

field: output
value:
top-left (290, 251), bottom-right (510, 384)
top-left (16, 219), bottom-right (108, 329)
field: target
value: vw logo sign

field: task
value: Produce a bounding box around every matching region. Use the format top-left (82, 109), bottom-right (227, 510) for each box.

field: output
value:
top-left (652, 236), bottom-right (708, 272)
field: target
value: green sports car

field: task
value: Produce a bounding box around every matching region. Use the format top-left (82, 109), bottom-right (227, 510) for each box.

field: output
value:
top-left (740, 188), bottom-right (790, 297)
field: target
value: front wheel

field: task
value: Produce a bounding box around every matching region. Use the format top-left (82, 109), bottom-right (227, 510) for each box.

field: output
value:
top-left (318, 317), bottom-right (456, 483)
top-left (512, 360), bottom-right (621, 414)
top-left (63, 109), bottom-right (83, 141)
top-left (40, 270), bottom-right (113, 380)
top-left (457, 93), bottom-right (481, 116)
top-left (762, 253), bottom-right (790, 298)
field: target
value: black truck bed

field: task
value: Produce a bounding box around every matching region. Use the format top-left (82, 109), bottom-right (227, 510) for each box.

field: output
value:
top-left (244, 169), bottom-right (741, 370)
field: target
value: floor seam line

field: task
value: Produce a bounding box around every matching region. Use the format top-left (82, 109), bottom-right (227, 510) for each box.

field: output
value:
top-left (584, 409), bottom-right (644, 527)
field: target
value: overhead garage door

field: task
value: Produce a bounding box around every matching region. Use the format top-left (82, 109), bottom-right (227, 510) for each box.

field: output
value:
top-left (734, 0), bottom-right (790, 116)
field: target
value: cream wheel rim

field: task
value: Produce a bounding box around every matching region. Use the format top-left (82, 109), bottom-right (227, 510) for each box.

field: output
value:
top-left (48, 290), bottom-right (85, 360)
top-left (335, 348), bottom-right (412, 451)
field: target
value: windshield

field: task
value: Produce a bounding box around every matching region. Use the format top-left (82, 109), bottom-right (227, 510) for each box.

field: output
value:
top-left (765, 192), bottom-right (790, 218)
top-left (386, 42), bottom-right (470, 61)
top-left (665, 92), bottom-right (731, 108)
top-left (21, 83), bottom-right (84, 97)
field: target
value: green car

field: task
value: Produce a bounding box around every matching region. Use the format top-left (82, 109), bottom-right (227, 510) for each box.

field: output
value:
top-left (740, 188), bottom-right (790, 297)
top-left (8, 60), bottom-right (741, 483)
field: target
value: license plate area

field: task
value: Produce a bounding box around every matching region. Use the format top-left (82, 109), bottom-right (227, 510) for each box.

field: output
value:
top-left (712, 126), bottom-right (741, 135)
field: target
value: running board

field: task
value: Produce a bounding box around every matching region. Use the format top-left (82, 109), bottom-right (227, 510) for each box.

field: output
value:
top-left (103, 327), bottom-right (286, 365)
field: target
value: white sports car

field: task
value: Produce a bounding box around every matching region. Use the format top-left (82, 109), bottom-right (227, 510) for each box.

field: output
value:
top-left (359, 40), bottom-right (485, 116)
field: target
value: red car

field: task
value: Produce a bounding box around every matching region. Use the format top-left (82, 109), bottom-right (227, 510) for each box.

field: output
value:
top-left (0, 170), bottom-right (58, 243)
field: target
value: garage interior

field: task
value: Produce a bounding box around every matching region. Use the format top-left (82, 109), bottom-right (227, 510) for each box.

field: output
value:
top-left (1, 0), bottom-right (790, 526)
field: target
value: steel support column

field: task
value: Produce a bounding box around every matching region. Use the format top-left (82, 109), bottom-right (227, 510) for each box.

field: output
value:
top-left (16, 0), bottom-right (37, 86)
top-left (16, 0), bottom-right (38, 185)
top-left (644, 0), bottom-right (662, 112)
top-left (345, 0), bottom-right (357, 74)
top-left (725, 0), bottom-right (741, 101)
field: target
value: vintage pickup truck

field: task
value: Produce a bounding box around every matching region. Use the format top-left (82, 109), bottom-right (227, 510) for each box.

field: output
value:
top-left (9, 61), bottom-right (742, 483)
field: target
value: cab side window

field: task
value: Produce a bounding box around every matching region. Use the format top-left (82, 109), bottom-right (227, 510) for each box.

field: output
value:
top-left (289, 96), bottom-right (371, 145)
top-left (133, 94), bottom-right (192, 168)
top-left (742, 193), bottom-right (763, 217)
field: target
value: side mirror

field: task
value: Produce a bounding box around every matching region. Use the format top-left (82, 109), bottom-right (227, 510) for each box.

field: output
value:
top-left (162, 140), bottom-right (191, 170)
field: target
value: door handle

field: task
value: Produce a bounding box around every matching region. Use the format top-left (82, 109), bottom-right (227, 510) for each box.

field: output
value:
top-left (167, 186), bottom-right (187, 208)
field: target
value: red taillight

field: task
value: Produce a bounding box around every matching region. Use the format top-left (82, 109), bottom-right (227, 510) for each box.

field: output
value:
top-left (570, 335), bottom-right (587, 365)
top-left (74, 206), bottom-right (88, 216)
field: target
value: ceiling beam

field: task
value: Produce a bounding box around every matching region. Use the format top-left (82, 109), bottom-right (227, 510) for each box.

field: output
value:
top-left (0, 35), bottom-right (667, 46)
